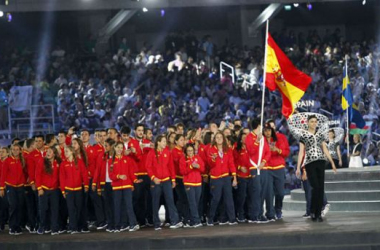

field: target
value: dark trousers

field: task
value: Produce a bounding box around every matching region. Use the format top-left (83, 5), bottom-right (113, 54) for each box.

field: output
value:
top-left (89, 179), bottom-right (106, 226)
top-left (25, 186), bottom-right (38, 229)
top-left (7, 186), bottom-right (25, 231)
top-left (259, 169), bottom-right (270, 218)
top-left (113, 188), bottom-right (137, 229)
top-left (151, 180), bottom-right (179, 228)
top-left (303, 178), bottom-right (328, 214)
top-left (101, 183), bottom-right (115, 229)
top-left (175, 178), bottom-right (190, 223)
top-left (0, 191), bottom-right (9, 226)
top-left (305, 160), bottom-right (326, 217)
top-left (208, 177), bottom-right (236, 223)
top-left (236, 177), bottom-right (250, 220)
top-left (39, 189), bottom-right (60, 232)
top-left (65, 190), bottom-right (83, 231)
top-left (79, 188), bottom-right (89, 230)
top-left (58, 192), bottom-right (68, 230)
top-left (248, 169), bottom-right (261, 220)
top-left (133, 175), bottom-right (153, 225)
top-left (185, 185), bottom-right (202, 225)
top-left (268, 168), bottom-right (285, 217)
top-left (199, 180), bottom-right (210, 221)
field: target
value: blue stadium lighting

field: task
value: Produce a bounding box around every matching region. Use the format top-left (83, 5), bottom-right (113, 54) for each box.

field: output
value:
top-left (6, 12), bottom-right (11, 22)
top-left (161, 9), bottom-right (165, 17)
top-left (284, 5), bottom-right (292, 11)
top-left (307, 3), bottom-right (312, 10)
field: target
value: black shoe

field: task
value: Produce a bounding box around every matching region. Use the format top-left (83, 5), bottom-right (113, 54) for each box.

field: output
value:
top-left (302, 213), bottom-right (311, 218)
top-left (317, 216), bottom-right (323, 222)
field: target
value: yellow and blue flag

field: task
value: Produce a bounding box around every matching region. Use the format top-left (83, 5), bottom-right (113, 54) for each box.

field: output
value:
top-left (342, 66), bottom-right (365, 129)
top-left (341, 66), bottom-right (353, 111)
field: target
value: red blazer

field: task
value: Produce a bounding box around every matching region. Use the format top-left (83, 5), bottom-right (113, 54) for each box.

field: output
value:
top-left (145, 148), bottom-right (175, 182)
top-left (245, 132), bottom-right (271, 170)
top-left (179, 155), bottom-right (205, 186)
top-left (59, 158), bottom-right (89, 193)
top-left (172, 146), bottom-right (185, 178)
top-left (109, 155), bottom-right (138, 190)
top-left (233, 147), bottom-right (251, 178)
top-left (266, 136), bottom-right (290, 170)
top-left (198, 144), bottom-right (211, 176)
top-left (35, 159), bottom-right (60, 191)
top-left (0, 156), bottom-right (26, 189)
top-left (207, 146), bottom-right (236, 179)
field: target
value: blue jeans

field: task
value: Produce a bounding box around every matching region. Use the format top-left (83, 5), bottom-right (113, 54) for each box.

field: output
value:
top-left (208, 177), bottom-right (236, 223)
top-left (185, 185), bottom-right (202, 225)
top-left (175, 178), bottom-right (190, 223)
top-left (151, 181), bottom-right (179, 228)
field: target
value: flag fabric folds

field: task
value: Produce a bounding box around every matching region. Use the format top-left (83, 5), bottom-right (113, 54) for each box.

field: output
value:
top-left (349, 104), bottom-right (366, 129)
top-left (342, 66), bottom-right (353, 111)
top-left (265, 33), bottom-right (312, 119)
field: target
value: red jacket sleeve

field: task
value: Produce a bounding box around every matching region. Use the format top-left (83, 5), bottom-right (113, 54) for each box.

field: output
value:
top-left (228, 150), bottom-right (236, 175)
top-left (0, 159), bottom-right (9, 190)
top-left (145, 150), bottom-right (155, 180)
top-left (129, 158), bottom-right (137, 183)
top-left (262, 140), bottom-right (271, 165)
top-left (179, 157), bottom-right (189, 176)
top-left (35, 159), bottom-right (43, 190)
top-left (197, 156), bottom-right (205, 174)
top-left (26, 155), bottom-right (36, 185)
top-left (79, 160), bottom-right (89, 187)
top-left (59, 162), bottom-right (66, 193)
top-left (277, 135), bottom-right (290, 158)
top-left (168, 152), bottom-right (176, 181)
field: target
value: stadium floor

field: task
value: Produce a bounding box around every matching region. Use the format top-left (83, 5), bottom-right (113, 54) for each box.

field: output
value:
top-left (1, 211), bottom-right (380, 249)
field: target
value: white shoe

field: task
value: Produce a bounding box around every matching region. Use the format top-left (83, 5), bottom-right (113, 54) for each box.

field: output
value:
top-left (193, 223), bottom-right (203, 228)
top-left (322, 204), bottom-right (330, 217)
top-left (129, 225), bottom-right (140, 232)
top-left (169, 222), bottom-right (183, 229)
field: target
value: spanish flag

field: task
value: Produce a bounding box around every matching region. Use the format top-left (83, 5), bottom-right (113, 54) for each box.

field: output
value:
top-left (265, 34), bottom-right (312, 118)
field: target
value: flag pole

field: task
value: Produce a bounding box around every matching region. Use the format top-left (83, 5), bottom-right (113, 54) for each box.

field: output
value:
top-left (258, 19), bottom-right (270, 175)
top-left (345, 55), bottom-right (350, 159)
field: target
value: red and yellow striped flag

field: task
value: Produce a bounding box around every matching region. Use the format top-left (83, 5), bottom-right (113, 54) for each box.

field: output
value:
top-left (265, 33), bottom-right (312, 118)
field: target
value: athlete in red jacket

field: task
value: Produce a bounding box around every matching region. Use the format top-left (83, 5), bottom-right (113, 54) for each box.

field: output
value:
top-left (179, 144), bottom-right (205, 227)
top-left (145, 135), bottom-right (182, 230)
top-left (35, 146), bottom-right (62, 235)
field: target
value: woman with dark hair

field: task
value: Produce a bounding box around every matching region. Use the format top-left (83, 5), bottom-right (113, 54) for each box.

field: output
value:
top-left (109, 142), bottom-right (141, 232)
top-left (0, 144), bottom-right (26, 235)
top-left (167, 132), bottom-right (177, 151)
top-left (206, 131), bottom-right (237, 226)
top-left (172, 134), bottom-right (190, 226)
top-left (233, 129), bottom-right (251, 222)
top-left (35, 146), bottom-right (62, 235)
top-left (197, 130), bottom-right (213, 223)
top-left (180, 144), bottom-right (205, 227)
top-left (263, 123), bottom-right (289, 221)
top-left (72, 138), bottom-right (90, 233)
top-left (146, 135), bottom-right (183, 230)
top-left (289, 113), bottom-right (337, 222)
top-left (92, 138), bottom-right (116, 232)
top-left (60, 146), bottom-right (89, 234)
